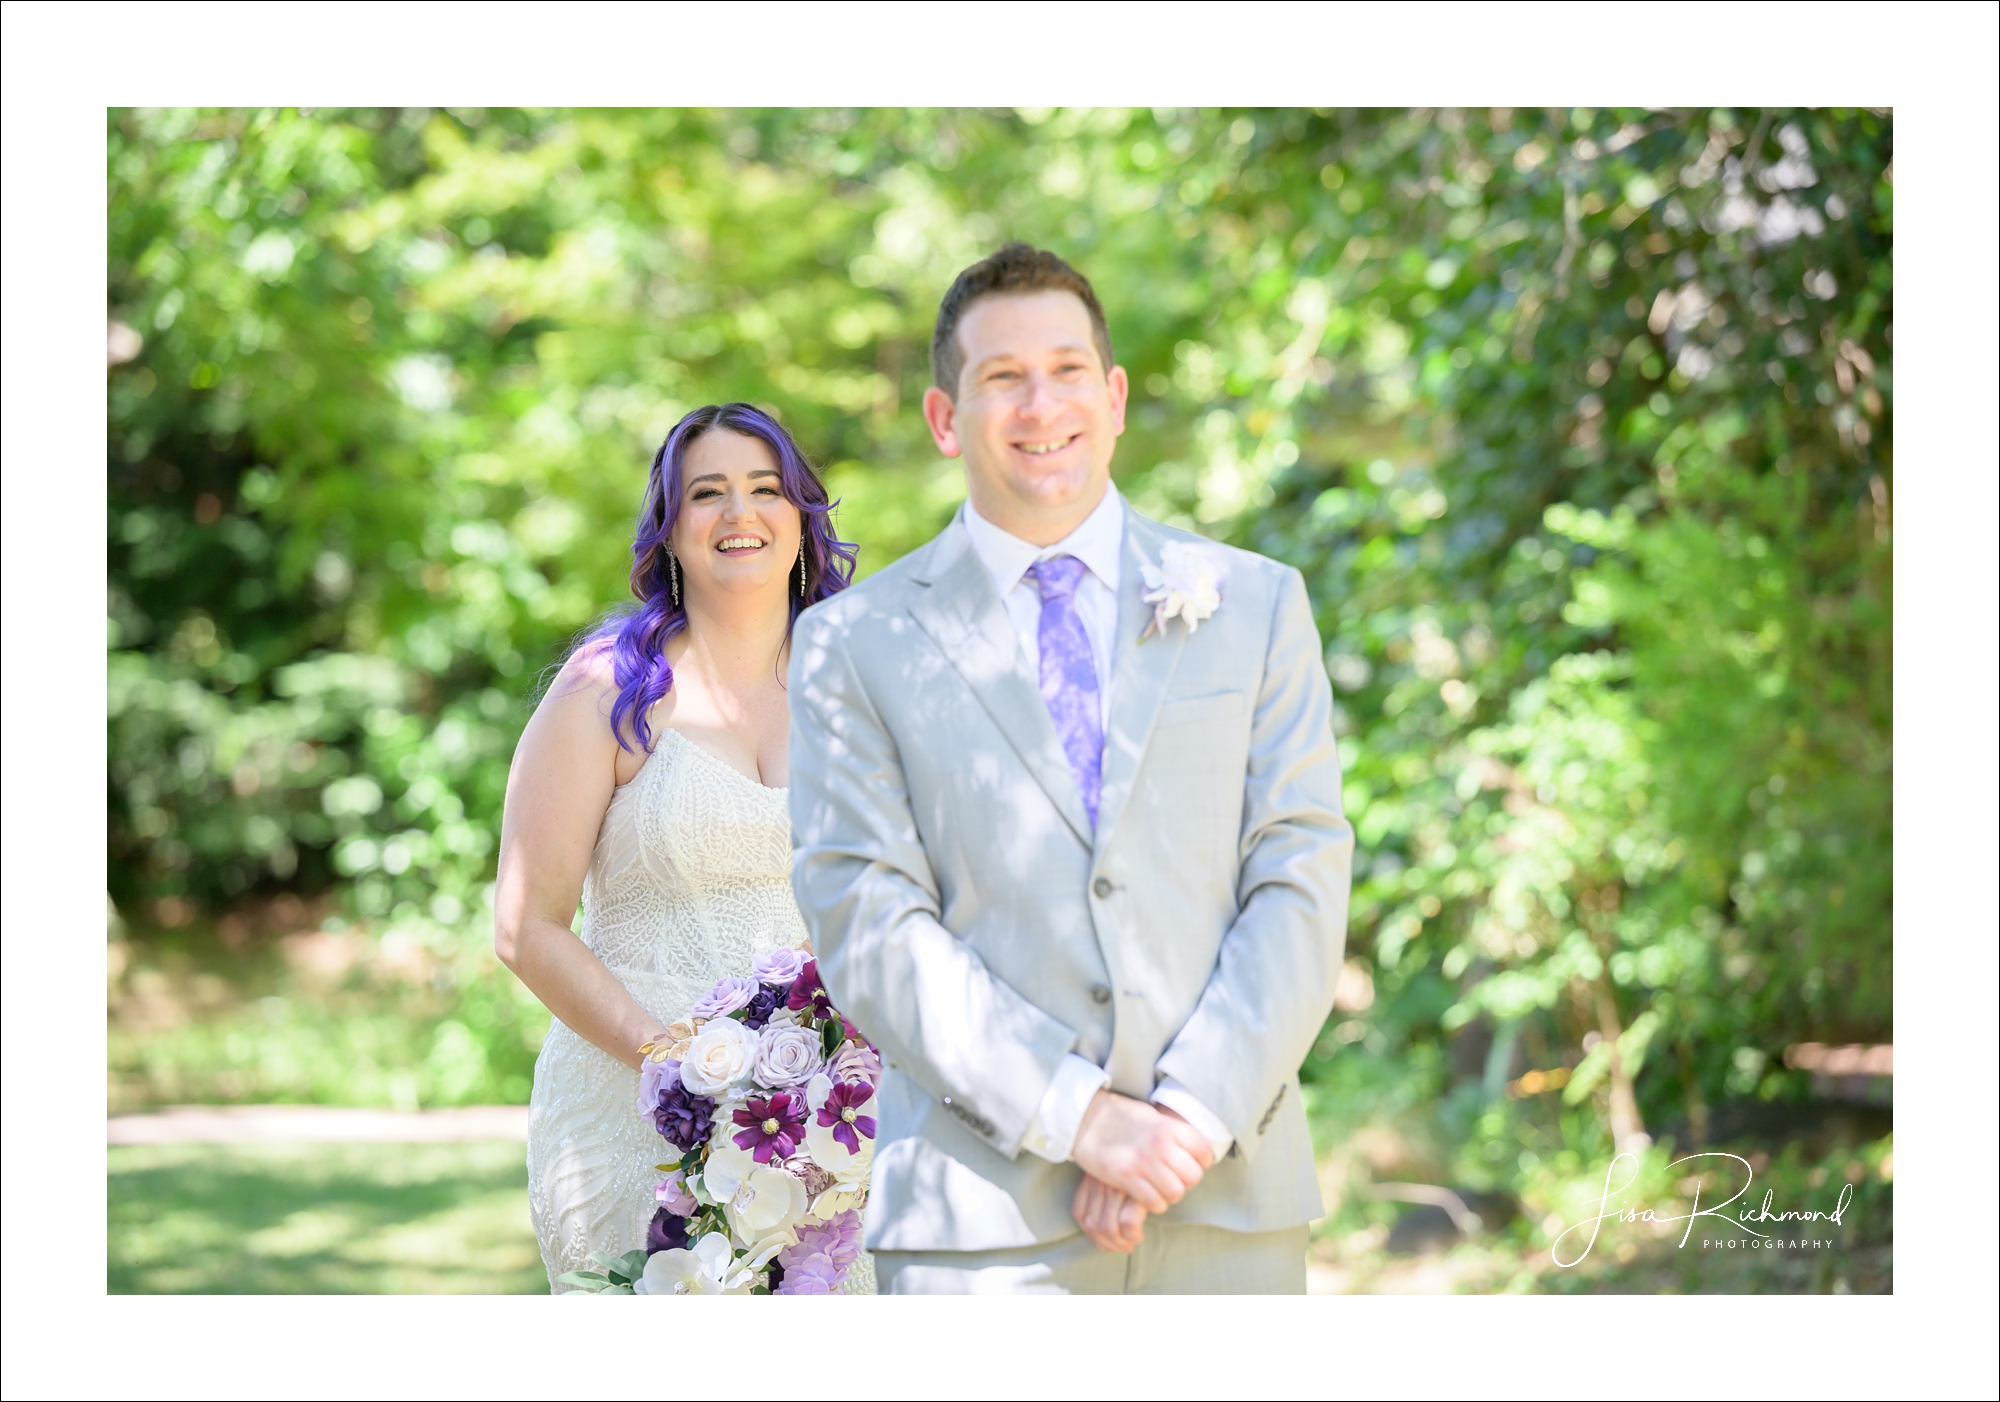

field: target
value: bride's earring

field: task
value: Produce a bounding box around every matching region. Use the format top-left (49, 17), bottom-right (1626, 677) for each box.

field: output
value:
top-left (667, 547), bottom-right (680, 608)
top-left (797, 547), bottom-right (806, 599)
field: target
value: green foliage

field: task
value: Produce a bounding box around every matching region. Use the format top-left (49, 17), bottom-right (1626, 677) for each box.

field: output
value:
top-left (108, 109), bottom-right (1889, 1229)
top-left (108, 1141), bottom-right (545, 1294)
top-left (108, 913), bottom-right (545, 1112)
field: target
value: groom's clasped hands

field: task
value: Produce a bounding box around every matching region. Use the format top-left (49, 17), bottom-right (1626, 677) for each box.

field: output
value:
top-left (1067, 1089), bottom-right (1216, 1253)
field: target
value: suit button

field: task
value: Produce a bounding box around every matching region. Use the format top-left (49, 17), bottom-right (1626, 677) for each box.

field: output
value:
top-left (1093, 877), bottom-right (1113, 898)
top-left (1090, 984), bottom-right (1111, 1005)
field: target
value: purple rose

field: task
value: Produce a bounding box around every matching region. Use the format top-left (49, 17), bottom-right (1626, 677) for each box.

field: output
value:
top-left (646, 1062), bottom-right (715, 1152)
top-left (741, 984), bottom-right (785, 1031)
top-left (693, 977), bottom-right (758, 1021)
top-left (645, 1207), bottom-right (689, 1257)
top-left (753, 948), bottom-right (809, 988)
top-left (772, 1250), bottom-right (841, 1295)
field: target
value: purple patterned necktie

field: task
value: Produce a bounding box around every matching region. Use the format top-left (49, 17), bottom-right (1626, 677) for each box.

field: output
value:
top-left (1026, 555), bottom-right (1103, 827)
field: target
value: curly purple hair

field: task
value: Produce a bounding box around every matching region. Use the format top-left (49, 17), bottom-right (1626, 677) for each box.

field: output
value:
top-left (576, 403), bottom-right (857, 752)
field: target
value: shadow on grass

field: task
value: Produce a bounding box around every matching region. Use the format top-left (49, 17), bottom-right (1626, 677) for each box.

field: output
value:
top-left (109, 1141), bottom-right (547, 1294)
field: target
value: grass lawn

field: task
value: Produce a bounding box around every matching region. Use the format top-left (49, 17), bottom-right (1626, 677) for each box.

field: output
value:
top-left (108, 1141), bottom-right (547, 1294)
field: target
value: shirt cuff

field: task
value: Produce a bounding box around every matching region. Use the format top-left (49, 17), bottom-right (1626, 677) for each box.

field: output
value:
top-left (1018, 1054), bottom-right (1112, 1163)
top-left (1151, 1078), bottom-right (1236, 1163)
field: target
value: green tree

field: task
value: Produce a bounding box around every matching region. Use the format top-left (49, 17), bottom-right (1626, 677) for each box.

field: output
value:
top-left (108, 109), bottom-right (1889, 1162)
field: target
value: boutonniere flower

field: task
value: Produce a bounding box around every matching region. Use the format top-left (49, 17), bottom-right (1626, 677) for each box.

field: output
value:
top-left (1139, 541), bottom-right (1227, 641)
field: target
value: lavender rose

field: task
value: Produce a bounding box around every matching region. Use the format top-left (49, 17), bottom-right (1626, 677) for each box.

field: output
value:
top-left (752, 948), bottom-right (809, 988)
top-left (655, 1168), bottom-right (699, 1216)
top-left (692, 977), bottom-right (758, 1021)
top-left (752, 1022), bottom-right (825, 1090)
top-left (830, 1041), bottom-right (882, 1087)
top-left (637, 1055), bottom-right (678, 1115)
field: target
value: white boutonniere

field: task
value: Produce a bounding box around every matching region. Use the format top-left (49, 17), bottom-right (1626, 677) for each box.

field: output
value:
top-left (1139, 541), bottom-right (1227, 641)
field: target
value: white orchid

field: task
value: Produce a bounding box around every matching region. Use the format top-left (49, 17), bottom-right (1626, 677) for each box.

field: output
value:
top-left (721, 1163), bottom-right (808, 1249)
top-left (633, 1232), bottom-right (756, 1295)
top-left (701, 1125), bottom-right (759, 1203)
top-left (1139, 541), bottom-right (1227, 640)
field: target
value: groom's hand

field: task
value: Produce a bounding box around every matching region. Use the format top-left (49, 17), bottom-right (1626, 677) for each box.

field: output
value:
top-left (1070, 1090), bottom-right (1215, 1214)
top-left (1072, 1174), bottom-right (1149, 1253)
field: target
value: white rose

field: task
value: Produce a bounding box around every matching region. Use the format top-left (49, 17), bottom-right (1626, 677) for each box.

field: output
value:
top-left (679, 1018), bottom-right (757, 1097)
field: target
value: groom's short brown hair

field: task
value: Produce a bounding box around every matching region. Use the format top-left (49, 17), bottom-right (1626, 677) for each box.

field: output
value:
top-left (930, 243), bottom-right (1116, 398)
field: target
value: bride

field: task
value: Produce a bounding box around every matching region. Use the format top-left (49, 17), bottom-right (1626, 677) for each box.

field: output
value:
top-left (495, 402), bottom-right (869, 1293)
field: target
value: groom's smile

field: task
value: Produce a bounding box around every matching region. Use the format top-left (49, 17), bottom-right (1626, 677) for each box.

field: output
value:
top-left (923, 288), bottom-right (1129, 547)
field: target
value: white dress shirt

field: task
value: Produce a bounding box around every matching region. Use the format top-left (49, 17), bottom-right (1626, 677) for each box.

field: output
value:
top-left (959, 486), bottom-right (1236, 1168)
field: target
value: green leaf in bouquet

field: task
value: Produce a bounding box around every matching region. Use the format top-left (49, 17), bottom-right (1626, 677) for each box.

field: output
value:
top-left (680, 1145), bottom-right (703, 1173)
top-left (821, 1018), bottom-right (843, 1058)
top-left (616, 1249), bottom-right (649, 1278)
top-left (556, 1270), bottom-right (612, 1289)
top-left (587, 1251), bottom-right (628, 1272)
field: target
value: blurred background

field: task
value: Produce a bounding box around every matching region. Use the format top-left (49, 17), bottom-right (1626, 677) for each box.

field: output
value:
top-left (107, 106), bottom-right (1891, 1293)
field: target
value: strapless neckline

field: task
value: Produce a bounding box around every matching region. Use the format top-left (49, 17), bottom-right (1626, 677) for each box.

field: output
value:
top-left (655, 725), bottom-right (788, 795)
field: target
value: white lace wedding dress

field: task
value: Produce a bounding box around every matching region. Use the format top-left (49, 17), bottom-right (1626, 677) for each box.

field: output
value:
top-left (526, 726), bottom-right (875, 1294)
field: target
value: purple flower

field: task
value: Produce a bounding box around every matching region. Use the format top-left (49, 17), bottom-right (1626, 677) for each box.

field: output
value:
top-left (655, 1169), bottom-right (698, 1216)
top-left (645, 1206), bottom-right (689, 1257)
top-left (815, 1080), bottom-right (877, 1153)
top-left (787, 960), bottom-right (834, 1020)
top-left (693, 977), bottom-right (758, 1021)
top-left (741, 984), bottom-right (785, 1031)
top-left (830, 1041), bottom-right (881, 1087)
top-left (731, 1092), bottom-right (807, 1164)
top-left (753, 948), bottom-right (809, 988)
top-left (637, 1055), bottom-right (679, 1115)
top-left (772, 1250), bottom-right (841, 1294)
top-left (646, 1062), bottom-right (715, 1151)
top-left (782, 1209), bottom-right (865, 1273)
top-left (753, 1023), bottom-right (826, 1090)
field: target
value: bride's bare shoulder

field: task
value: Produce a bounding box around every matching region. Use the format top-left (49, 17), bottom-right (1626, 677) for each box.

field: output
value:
top-left (536, 639), bottom-right (673, 753)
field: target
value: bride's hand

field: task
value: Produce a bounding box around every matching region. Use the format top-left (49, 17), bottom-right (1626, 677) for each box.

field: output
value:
top-left (1071, 1173), bottom-right (1149, 1253)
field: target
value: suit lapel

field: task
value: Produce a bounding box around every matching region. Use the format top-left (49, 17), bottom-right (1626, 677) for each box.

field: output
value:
top-left (907, 519), bottom-right (1095, 847)
top-left (1093, 511), bottom-right (1188, 852)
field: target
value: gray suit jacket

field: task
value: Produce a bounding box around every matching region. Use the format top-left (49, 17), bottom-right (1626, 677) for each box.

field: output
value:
top-left (787, 503), bottom-right (1352, 1252)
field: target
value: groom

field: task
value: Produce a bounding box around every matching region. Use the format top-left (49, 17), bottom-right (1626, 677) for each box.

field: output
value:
top-left (788, 243), bottom-right (1352, 1293)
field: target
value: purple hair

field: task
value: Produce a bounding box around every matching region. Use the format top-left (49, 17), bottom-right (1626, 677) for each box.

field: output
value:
top-left (577, 403), bottom-right (857, 752)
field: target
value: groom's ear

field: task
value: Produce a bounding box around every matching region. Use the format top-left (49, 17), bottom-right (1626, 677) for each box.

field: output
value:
top-left (922, 385), bottom-right (963, 459)
top-left (1105, 363), bottom-right (1130, 438)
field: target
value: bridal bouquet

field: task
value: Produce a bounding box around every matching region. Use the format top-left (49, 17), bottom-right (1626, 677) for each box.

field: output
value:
top-left (558, 947), bottom-right (879, 1296)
